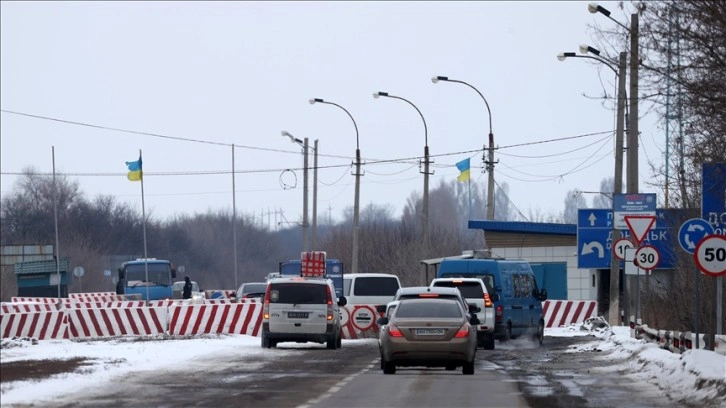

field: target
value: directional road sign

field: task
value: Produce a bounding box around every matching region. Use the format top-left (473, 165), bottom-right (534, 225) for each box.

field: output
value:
top-left (678, 218), bottom-right (714, 254)
top-left (634, 245), bottom-right (660, 270)
top-left (694, 235), bottom-right (726, 277)
top-left (702, 163), bottom-right (726, 236)
top-left (577, 208), bottom-right (677, 269)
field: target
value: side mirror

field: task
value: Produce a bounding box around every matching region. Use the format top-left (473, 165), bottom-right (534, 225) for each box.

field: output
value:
top-left (338, 296), bottom-right (347, 307)
top-left (171, 268), bottom-right (177, 279)
top-left (489, 293), bottom-right (500, 302)
top-left (468, 303), bottom-right (481, 314)
top-left (376, 304), bottom-right (387, 313)
top-left (118, 268), bottom-right (125, 279)
top-left (539, 289), bottom-right (548, 301)
top-left (469, 315), bottom-right (480, 326)
top-left (377, 317), bottom-right (389, 326)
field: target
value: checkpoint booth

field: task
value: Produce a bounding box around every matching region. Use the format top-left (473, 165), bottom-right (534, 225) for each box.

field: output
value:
top-left (15, 258), bottom-right (70, 298)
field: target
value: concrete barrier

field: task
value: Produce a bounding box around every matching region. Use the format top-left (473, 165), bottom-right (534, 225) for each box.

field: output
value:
top-left (66, 307), bottom-right (168, 339)
top-left (1, 302), bottom-right (57, 313)
top-left (167, 303), bottom-right (262, 336)
top-left (0, 311), bottom-right (68, 339)
top-left (542, 300), bottom-right (598, 328)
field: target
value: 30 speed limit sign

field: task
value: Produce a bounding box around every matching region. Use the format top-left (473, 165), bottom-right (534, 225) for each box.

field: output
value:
top-left (634, 245), bottom-right (660, 270)
top-left (694, 235), bottom-right (726, 277)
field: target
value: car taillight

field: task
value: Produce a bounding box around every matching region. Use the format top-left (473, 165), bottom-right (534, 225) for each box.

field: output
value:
top-left (263, 285), bottom-right (271, 320)
top-left (454, 324), bottom-right (470, 338)
top-left (484, 293), bottom-right (492, 308)
top-left (495, 305), bottom-right (503, 322)
top-left (326, 285), bottom-right (333, 306)
top-left (388, 324), bottom-right (404, 337)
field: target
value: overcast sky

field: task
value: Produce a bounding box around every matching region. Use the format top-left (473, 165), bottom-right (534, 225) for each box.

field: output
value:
top-left (0, 1), bottom-right (662, 227)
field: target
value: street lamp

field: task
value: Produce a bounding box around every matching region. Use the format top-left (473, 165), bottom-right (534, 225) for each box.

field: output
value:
top-left (432, 76), bottom-right (496, 220)
top-left (281, 130), bottom-right (313, 252)
top-left (373, 91), bottom-right (431, 256)
top-left (309, 98), bottom-right (362, 274)
top-left (558, 45), bottom-right (628, 328)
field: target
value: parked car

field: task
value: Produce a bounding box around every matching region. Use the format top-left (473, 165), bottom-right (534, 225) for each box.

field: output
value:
top-left (260, 276), bottom-right (347, 349)
top-left (172, 280), bottom-right (203, 300)
top-left (342, 273), bottom-right (401, 306)
top-left (236, 282), bottom-right (268, 300)
top-left (430, 278), bottom-right (496, 350)
top-left (377, 298), bottom-right (478, 375)
top-left (437, 258), bottom-right (547, 344)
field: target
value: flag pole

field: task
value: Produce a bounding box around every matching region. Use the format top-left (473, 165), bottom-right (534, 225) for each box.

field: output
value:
top-left (139, 149), bottom-right (149, 302)
top-left (468, 175), bottom-right (471, 221)
top-left (52, 146), bottom-right (61, 298)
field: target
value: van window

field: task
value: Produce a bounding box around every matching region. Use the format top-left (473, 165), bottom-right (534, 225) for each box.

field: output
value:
top-left (439, 273), bottom-right (494, 294)
top-left (432, 281), bottom-right (483, 298)
top-left (353, 277), bottom-right (399, 296)
top-left (269, 283), bottom-right (327, 304)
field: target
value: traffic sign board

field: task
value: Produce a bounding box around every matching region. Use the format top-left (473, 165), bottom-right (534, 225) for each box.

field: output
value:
top-left (613, 238), bottom-right (634, 260)
top-left (614, 193), bottom-right (656, 229)
top-left (702, 163), bottom-right (726, 236)
top-left (678, 218), bottom-right (714, 253)
top-left (694, 235), bottom-right (726, 277)
top-left (634, 245), bottom-right (660, 270)
top-left (625, 215), bottom-right (656, 245)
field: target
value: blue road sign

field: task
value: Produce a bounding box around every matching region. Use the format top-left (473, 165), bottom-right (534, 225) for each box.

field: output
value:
top-left (678, 218), bottom-right (715, 254)
top-left (577, 208), bottom-right (677, 269)
top-left (702, 163), bottom-right (726, 236)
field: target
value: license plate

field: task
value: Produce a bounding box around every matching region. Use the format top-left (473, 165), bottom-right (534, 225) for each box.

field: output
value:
top-left (288, 312), bottom-right (309, 319)
top-left (415, 328), bottom-right (445, 336)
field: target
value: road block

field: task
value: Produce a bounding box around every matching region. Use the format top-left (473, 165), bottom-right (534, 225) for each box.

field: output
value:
top-left (542, 300), bottom-right (598, 328)
top-left (66, 307), bottom-right (167, 338)
top-left (1, 311), bottom-right (69, 339)
top-left (167, 303), bottom-right (262, 336)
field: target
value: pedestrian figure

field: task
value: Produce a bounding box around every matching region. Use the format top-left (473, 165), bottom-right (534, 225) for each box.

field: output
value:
top-left (183, 276), bottom-right (193, 299)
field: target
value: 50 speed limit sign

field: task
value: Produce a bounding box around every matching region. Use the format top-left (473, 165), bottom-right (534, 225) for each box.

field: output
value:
top-left (634, 245), bottom-right (660, 270)
top-left (694, 235), bottom-right (726, 277)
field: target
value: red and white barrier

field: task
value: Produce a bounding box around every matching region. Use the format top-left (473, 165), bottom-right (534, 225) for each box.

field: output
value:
top-left (168, 303), bottom-right (262, 336)
top-left (543, 300), bottom-right (598, 328)
top-left (68, 293), bottom-right (127, 303)
top-left (11, 297), bottom-right (61, 304)
top-left (1, 303), bottom-right (57, 314)
top-left (340, 305), bottom-right (382, 339)
top-left (64, 301), bottom-right (147, 309)
top-left (69, 292), bottom-right (115, 299)
top-left (66, 307), bottom-right (168, 338)
top-left (1, 311), bottom-right (69, 339)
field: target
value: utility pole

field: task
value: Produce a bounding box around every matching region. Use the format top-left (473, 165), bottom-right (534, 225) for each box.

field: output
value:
top-left (312, 139), bottom-right (318, 250)
top-left (627, 12), bottom-right (639, 195)
top-left (303, 137), bottom-right (309, 252)
top-left (609, 51), bottom-right (627, 326)
top-left (486, 132), bottom-right (496, 220)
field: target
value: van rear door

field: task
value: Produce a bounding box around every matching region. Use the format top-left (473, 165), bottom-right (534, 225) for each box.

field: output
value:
top-left (268, 282), bottom-right (328, 334)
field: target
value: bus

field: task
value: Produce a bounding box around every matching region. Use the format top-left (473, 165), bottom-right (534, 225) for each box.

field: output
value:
top-left (117, 258), bottom-right (177, 301)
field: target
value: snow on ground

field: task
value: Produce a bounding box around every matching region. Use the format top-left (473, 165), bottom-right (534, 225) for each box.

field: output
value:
top-left (1, 321), bottom-right (724, 407)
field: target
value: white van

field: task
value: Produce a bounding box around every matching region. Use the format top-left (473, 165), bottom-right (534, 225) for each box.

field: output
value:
top-left (342, 273), bottom-right (401, 306)
top-left (261, 276), bottom-right (347, 349)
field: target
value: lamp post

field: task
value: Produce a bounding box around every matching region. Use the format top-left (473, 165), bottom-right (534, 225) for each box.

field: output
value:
top-left (281, 130), bottom-right (313, 252)
top-left (432, 76), bottom-right (496, 220)
top-left (558, 46), bottom-right (628, 327)
top-left (373, 91), bottom-right (430, 256)
top-left (309, 98), bottom-right (361, 274)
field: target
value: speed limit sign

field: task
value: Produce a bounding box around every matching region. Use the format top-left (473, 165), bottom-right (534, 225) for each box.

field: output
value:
top-left (634, 245), bottom-right (660, 270)
top-left (613, 238), bottom-right (635, 260)
top-left (694, 235), bottom-right (726, 277)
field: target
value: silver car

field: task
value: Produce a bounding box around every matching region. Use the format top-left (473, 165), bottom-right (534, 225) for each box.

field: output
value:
top-left (378, 298), bottom-right (477, 375)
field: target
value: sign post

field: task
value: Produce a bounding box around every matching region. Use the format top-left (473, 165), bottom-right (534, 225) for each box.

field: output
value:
top-left (702, 163), bottom-right (725, 336)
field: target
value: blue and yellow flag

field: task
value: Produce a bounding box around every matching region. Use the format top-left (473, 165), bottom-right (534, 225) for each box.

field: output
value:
top-left (456, 158), bottom-right (470, 182)
top-left (125, 156), bottom-right (143, 181)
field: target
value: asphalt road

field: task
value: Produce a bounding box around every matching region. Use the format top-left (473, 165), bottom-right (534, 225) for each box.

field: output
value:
top-left (10, 334), bottom-right (709, 408)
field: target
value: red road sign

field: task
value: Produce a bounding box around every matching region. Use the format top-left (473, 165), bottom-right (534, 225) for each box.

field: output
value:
top-left (613, 238), bottom-right (635, 260)
top-left (634, 245), bottom-right (660, 270)
top-left (624, 215), bottom-right (656, 245)
top-left (694, 235), bottom-right (726, 277)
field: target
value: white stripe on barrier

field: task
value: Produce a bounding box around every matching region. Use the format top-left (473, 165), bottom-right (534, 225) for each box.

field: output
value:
top-left (1, 302), bottom-right (57, 314)
top-left (167, 303), bottom-right (262, 336)
top-left (542, 300), bottom-right (598, 328)
top-left (66, 307), bottom-right (167, 339)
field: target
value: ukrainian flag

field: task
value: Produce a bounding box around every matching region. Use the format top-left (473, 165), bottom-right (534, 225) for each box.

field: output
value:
top-left (456, 158), bottom-right (470, 182)
top-left (126, 156), bottom-right (143, 181)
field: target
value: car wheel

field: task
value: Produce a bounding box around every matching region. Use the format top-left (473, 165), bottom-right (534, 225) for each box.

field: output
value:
top-left (501, 323), bottom-right (512, 342)
top-left (336, 331), bottom-right (342, 349)
top-left (383, 360), bottom-right (396, 374)
top-left (483, 334), bottom-right (495, 350)
top-left (462, 361), bottom-right (475, 375)
top-left (326, 335), bottom-right (336, 349)
top-left (261, 332), bottom-right (271, 348)
top-left (534, 320), bottom-right (544, 345)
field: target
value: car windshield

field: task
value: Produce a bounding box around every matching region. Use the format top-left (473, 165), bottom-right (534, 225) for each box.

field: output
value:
top-left (433, 281), bottom-right (484, 298)
top-left (125, 263), bottom-right (171, 285)
top-left (395, 300), bottom-right (463, 319)
top-left (269, 283), bottom-right (327, 304)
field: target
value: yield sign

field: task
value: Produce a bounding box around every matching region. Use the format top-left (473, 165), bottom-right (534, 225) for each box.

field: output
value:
top-left (625, 215), bottom-right (656, 245)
